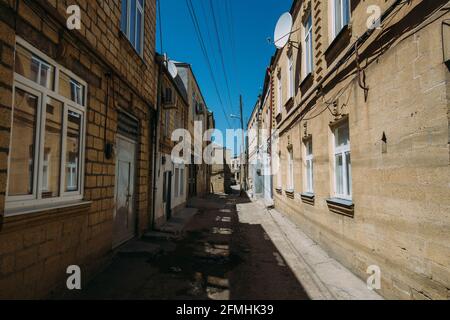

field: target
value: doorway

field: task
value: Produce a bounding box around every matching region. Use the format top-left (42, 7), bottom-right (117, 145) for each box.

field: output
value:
top-left (113, 135), bottom-right (137, 248)
top-left (163, 171), bottom-right (172, 220)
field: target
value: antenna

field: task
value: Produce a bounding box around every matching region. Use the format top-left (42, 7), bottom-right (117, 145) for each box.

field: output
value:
top-left (273, 12), bottom-right (294, 49)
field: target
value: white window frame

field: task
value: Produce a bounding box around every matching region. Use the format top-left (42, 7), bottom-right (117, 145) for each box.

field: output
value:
top-left (331, 0), bottom-right (351, 39)
top-left (287, 149), bottom-right (294, 191)
top-left (31, 56), bottom-right (52, 89)
top-left (333, 122), bottom-right (352, 200)
top-left (275, 154), bottom-right (283, 190)
top-left (277, 74), bottom-right (282, 114)
top-left (6, 38), bottom-right (87, 214)
top-left (304, 12), bottom-right (314, 76)
top-left (304, 139), bottom-right (314, 194)
top-left (121, 0), bottom-right (145, 56)
top-left (287, 55), bottom-right (294, 99)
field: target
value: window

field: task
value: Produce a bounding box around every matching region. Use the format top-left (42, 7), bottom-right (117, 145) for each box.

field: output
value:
top-left (15, 44), bottom-right (54, 90)
top-left (59, 72), bottom-right (85, 105)
top-left (333, 121), bottom-right (351, 199)
top-left (333, 0), bottom-right (351, 38)
top-left (65, 111), bottom-right (82, 192)
top-left (120, 0), bottom-right (145, 55)
top-left (287, 55), bottom-right (294, 98)
top-left (277, 74), bottom-right (282, 114)
top-left (277, 151), bottom-right (282, 189)
top-left (42, 97), bottom-right (64, 198)
top-left (7, 39), bottom-right (86, 211)
top-left (304, 13), bottom-right (314, 75)
top-left (287, 149), bottom-right (294, 191)
top-left (304, 139), bottom-right (313, 193)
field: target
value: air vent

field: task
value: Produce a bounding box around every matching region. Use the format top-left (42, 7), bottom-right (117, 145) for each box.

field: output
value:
top-left (117, 110), bottom-right (139, 140)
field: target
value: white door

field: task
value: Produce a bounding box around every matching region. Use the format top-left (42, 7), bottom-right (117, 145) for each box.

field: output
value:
top-left (113, 135), bottom-right (136, 247)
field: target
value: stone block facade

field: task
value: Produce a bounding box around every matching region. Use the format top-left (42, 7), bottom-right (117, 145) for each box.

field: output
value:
top-left (265, 0), bottom-right (450, 299)
top-left (0, 0), bottom-right (157, 298)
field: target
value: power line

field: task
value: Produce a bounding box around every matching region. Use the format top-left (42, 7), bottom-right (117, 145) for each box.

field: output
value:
top-left (209, 0), bottom-right (235, 120)
top-left (157, 0), bottom-right (163, 52)
top-left (185, 0), bottom-right (232, 127)
top-left (224, 0), bottom-right (242, 128)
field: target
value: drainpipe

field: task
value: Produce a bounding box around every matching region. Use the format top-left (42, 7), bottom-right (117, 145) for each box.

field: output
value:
top-left (151, 54), bottom-right (165, 229)
top-left (268, 67), bottom-right (274, 201)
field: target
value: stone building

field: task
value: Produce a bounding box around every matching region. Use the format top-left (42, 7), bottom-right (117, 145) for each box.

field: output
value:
top-left (210, 144), bottom-right (232, 194)
top-left (175, 62), bottom-right (213, 197)
top-left (152, 56), bottom-right (189, 226)
top-left (0, 0), bottom-right (157, 298)
top-left (247, 98), bottom-right (263, 198)
top-left (266, 0), bottom-right (450, 299)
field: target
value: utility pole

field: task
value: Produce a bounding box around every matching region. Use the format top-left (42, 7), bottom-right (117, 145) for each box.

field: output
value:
top-left (239, 95), bottom-right (246, 195)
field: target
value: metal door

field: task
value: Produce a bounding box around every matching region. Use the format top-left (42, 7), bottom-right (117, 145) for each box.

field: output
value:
top-left (113, 135), bottom-right (136, 247)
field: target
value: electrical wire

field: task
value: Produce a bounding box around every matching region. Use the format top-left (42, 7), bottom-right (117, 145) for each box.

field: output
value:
top-left (157, 0), bottom-right (163, 52)
top-left (209, 0), bottom-right (235, 119)
top-left (185, 0), bottom-right (232, 127)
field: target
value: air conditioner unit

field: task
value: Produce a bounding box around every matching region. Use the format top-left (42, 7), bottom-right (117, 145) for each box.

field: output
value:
top-left (196, 102), bottom-right (204, 114)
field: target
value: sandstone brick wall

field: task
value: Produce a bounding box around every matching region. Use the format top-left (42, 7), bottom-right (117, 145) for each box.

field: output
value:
top-left (0, 0), bottom-right (157, 298)
top-left (271, 0), bottom-right (450, 299)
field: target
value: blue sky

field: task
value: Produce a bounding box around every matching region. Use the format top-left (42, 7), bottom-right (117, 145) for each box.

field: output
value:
top-left (156, 0), bottom-right (292, 156)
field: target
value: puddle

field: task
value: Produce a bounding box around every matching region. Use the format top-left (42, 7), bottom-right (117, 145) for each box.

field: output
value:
top-left (216, 216), bottom-right (232, 223)
top-left (207, 276), bottom-right (229, 288)
top-left (207, 287), bottom-right (230, 300)
top-left (212, 227), bottom-right (233, 235)
top-left (273, 252), bottom-right (287, 267)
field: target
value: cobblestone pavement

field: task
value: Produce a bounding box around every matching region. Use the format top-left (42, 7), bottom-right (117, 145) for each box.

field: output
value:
top-left (59, 192), bottom-right (309, 300)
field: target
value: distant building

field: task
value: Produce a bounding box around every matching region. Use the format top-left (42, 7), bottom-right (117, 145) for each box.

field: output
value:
top-left (175, 62), bottom-right (214, 198)
top-left (153, 56), bottom-right (189, 226)
top-left (210, 145), bottom-right (232, 194)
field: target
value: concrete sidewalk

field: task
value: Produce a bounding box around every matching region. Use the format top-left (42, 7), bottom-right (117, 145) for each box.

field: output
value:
top-left (237, 197), bottom-right (383, 300)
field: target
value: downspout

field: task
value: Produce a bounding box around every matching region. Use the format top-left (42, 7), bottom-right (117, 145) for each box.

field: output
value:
top-left (151, 54), bottom-right (164, 229)
top-left (268, 67), bottom-right (274, 201)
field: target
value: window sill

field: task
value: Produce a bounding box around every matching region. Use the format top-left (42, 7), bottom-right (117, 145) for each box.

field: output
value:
top-left (285, 189), bottom-right (295, 199)
top-left (324, 25), bottom-right (351, 67)
top-left (300, 72), bottom-right (314, 96)
top-left (275, 112), bottom-right (283, 123)
top-left (301, 192), bottom-right (315, 206)
top-left (4, 200), bottom-right (92, 218)
top-left (118, 31), bottom-right (146, 66)
top-left (2, 200), bottom-right (92, 232)
top-left (284, 97), bottom-right (294, 113)
top-left (326, 198), bottom-right (354, 218)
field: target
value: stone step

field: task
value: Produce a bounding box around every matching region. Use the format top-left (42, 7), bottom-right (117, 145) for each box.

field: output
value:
top-left (156, 208), bottom-right (198, 235)
top-left (116, 240), bottom-right (162, 258)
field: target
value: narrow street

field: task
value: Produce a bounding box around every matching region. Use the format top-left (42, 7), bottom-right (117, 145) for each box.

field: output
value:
top-left (61, 191), bottom-right (309, 300)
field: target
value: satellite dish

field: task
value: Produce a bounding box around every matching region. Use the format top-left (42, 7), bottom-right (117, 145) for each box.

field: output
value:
top-left (274, 12), bottom-right (293, 49)
top-left (167, 60), bottom-right (178, 78)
